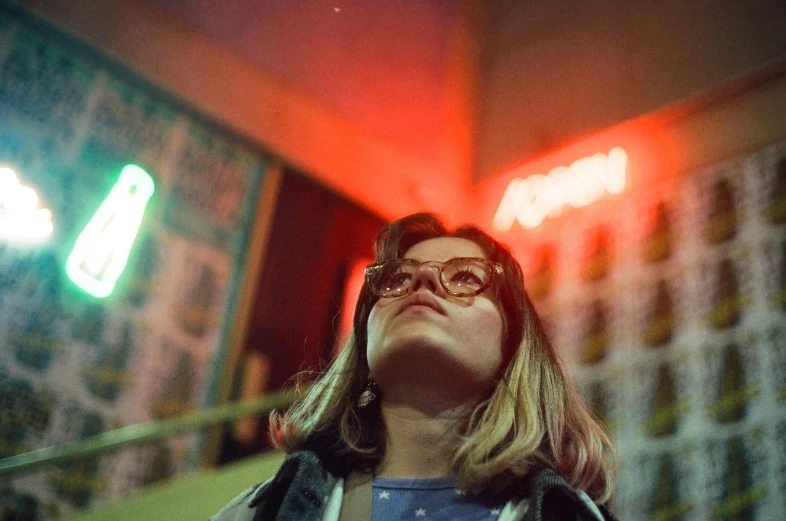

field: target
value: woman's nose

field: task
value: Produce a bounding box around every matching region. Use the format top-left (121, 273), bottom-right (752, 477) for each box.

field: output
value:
top-left (409, 263), bottom-right (445, 295)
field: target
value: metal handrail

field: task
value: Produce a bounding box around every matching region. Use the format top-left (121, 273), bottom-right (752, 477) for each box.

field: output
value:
top-left (0, 386), bottom-right (301, 477)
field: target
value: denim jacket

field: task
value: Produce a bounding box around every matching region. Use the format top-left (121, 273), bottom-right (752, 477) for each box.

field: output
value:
top-left (209, 451), bottom-right (618, 521)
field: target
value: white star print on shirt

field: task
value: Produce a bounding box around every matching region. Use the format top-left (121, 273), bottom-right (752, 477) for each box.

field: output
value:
top-left (415, 508), bottom-right (427, 517)
top-left (378, 490), bottom-right (390, 499)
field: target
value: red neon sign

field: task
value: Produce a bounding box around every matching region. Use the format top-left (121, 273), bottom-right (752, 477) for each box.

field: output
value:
top-left (492, 147), bottom-right (627, 231)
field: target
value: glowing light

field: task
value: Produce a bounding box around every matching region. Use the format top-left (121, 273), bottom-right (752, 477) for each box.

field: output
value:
top-left (66, 165), bottom-right (155, 298)
top-left (492, 147), bottom-right (628, 231)
top-left (335, 258), bottom-right (370, 352)
top-left (0, 167), bottom-right (54, 244)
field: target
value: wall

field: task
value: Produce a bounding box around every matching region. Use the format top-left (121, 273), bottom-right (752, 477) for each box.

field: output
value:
top-left (474, 70), bottom-right (786, 521)
top-left (0, 3), bottom-right (269, 519)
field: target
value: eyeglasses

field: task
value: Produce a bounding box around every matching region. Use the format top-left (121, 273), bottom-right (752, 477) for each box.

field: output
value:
top-left (364, 257), bottom-right (503, 298)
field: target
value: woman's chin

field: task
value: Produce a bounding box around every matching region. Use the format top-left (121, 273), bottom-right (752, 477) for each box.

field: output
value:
top-left (371, 339), bottom-right (498, 398)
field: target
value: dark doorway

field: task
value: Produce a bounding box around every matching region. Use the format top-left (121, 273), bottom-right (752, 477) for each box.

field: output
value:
top-left (219, 167), bottom-right (385, 462)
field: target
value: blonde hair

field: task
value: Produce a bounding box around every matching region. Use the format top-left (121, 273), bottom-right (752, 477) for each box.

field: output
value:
top-left (270, 213), bottom-right (616, 504)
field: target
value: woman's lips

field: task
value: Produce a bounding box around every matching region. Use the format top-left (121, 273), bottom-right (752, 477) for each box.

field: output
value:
top-left (398, 293), bottom-right (445, 315)
top-left (402, 303), bottom-right (438, 313)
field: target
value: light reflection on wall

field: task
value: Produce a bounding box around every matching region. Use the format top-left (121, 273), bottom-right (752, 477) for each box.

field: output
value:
top-left (0, 166), bottom-right (54, 244)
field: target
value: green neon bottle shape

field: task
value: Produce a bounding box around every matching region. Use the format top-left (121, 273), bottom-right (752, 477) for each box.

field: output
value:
top-left (66, 165), bottom-right (155, 298)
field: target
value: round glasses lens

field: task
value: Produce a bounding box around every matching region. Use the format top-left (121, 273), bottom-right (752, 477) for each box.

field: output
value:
top-left (441, 259), bottom-right (492, 295)
top-left (369, 260), bottom-right (417, 296)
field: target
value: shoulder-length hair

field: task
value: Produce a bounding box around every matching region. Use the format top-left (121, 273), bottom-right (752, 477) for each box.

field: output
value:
top-left (270, 213), bottom-right (616, 503)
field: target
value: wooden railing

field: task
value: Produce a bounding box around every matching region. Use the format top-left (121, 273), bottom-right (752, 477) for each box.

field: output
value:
top-left (0, 386), bottom-right (301, 477)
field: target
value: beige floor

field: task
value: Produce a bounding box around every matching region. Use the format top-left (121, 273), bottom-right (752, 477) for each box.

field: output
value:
top-left (66, 451), bottom-right (285, 521)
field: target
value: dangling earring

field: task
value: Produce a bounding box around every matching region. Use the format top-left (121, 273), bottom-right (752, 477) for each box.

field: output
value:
top-left (357, 380), bottom-right (377, 408)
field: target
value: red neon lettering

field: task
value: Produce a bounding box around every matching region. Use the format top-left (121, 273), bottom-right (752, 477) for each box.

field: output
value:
top-left (492, 147), bottom-right (627, 231)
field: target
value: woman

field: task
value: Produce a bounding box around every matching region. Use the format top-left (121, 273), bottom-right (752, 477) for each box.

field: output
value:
top-left (212, 213), bottom-right (617, 521)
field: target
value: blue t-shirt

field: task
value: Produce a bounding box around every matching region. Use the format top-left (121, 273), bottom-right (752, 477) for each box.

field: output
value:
top-left (371, 477), bottom-right (507, 520)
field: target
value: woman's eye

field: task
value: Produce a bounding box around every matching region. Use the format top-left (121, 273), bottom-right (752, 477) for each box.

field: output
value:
top-left (387, 271), bottom-right (412, 287)
top-left (450, 269), bottom-right (483, 286)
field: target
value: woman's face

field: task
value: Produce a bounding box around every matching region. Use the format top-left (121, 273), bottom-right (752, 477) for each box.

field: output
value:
top-left (366, 237), bottom-right (505, 398)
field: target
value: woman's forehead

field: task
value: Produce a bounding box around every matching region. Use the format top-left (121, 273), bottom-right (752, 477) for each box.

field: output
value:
top-left (402, 237), bottom-right (486, 262)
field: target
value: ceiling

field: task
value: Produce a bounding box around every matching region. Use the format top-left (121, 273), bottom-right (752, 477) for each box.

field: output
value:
top-left (28, 0), bottom-right (786, 221)
top-left (153, 0), bottom-right (459, 171)
top-left (152, 0), bottom-right (786, 181)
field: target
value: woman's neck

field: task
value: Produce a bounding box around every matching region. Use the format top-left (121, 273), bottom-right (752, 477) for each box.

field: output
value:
top-left (374, 398), bottom-right (473, 479)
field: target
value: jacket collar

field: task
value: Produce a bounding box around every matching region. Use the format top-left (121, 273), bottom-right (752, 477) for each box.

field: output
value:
top-left (521, 467), bottom-right (617, 521)
top-left (249, 451), bottom-right (337, 521)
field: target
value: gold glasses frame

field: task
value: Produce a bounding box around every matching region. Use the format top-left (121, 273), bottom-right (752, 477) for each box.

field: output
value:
top-left (364, 257), bottom-right (503, 298)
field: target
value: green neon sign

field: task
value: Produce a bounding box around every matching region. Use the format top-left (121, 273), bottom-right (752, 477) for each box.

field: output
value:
top-left (66, 165), bottom-right (155, 298)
